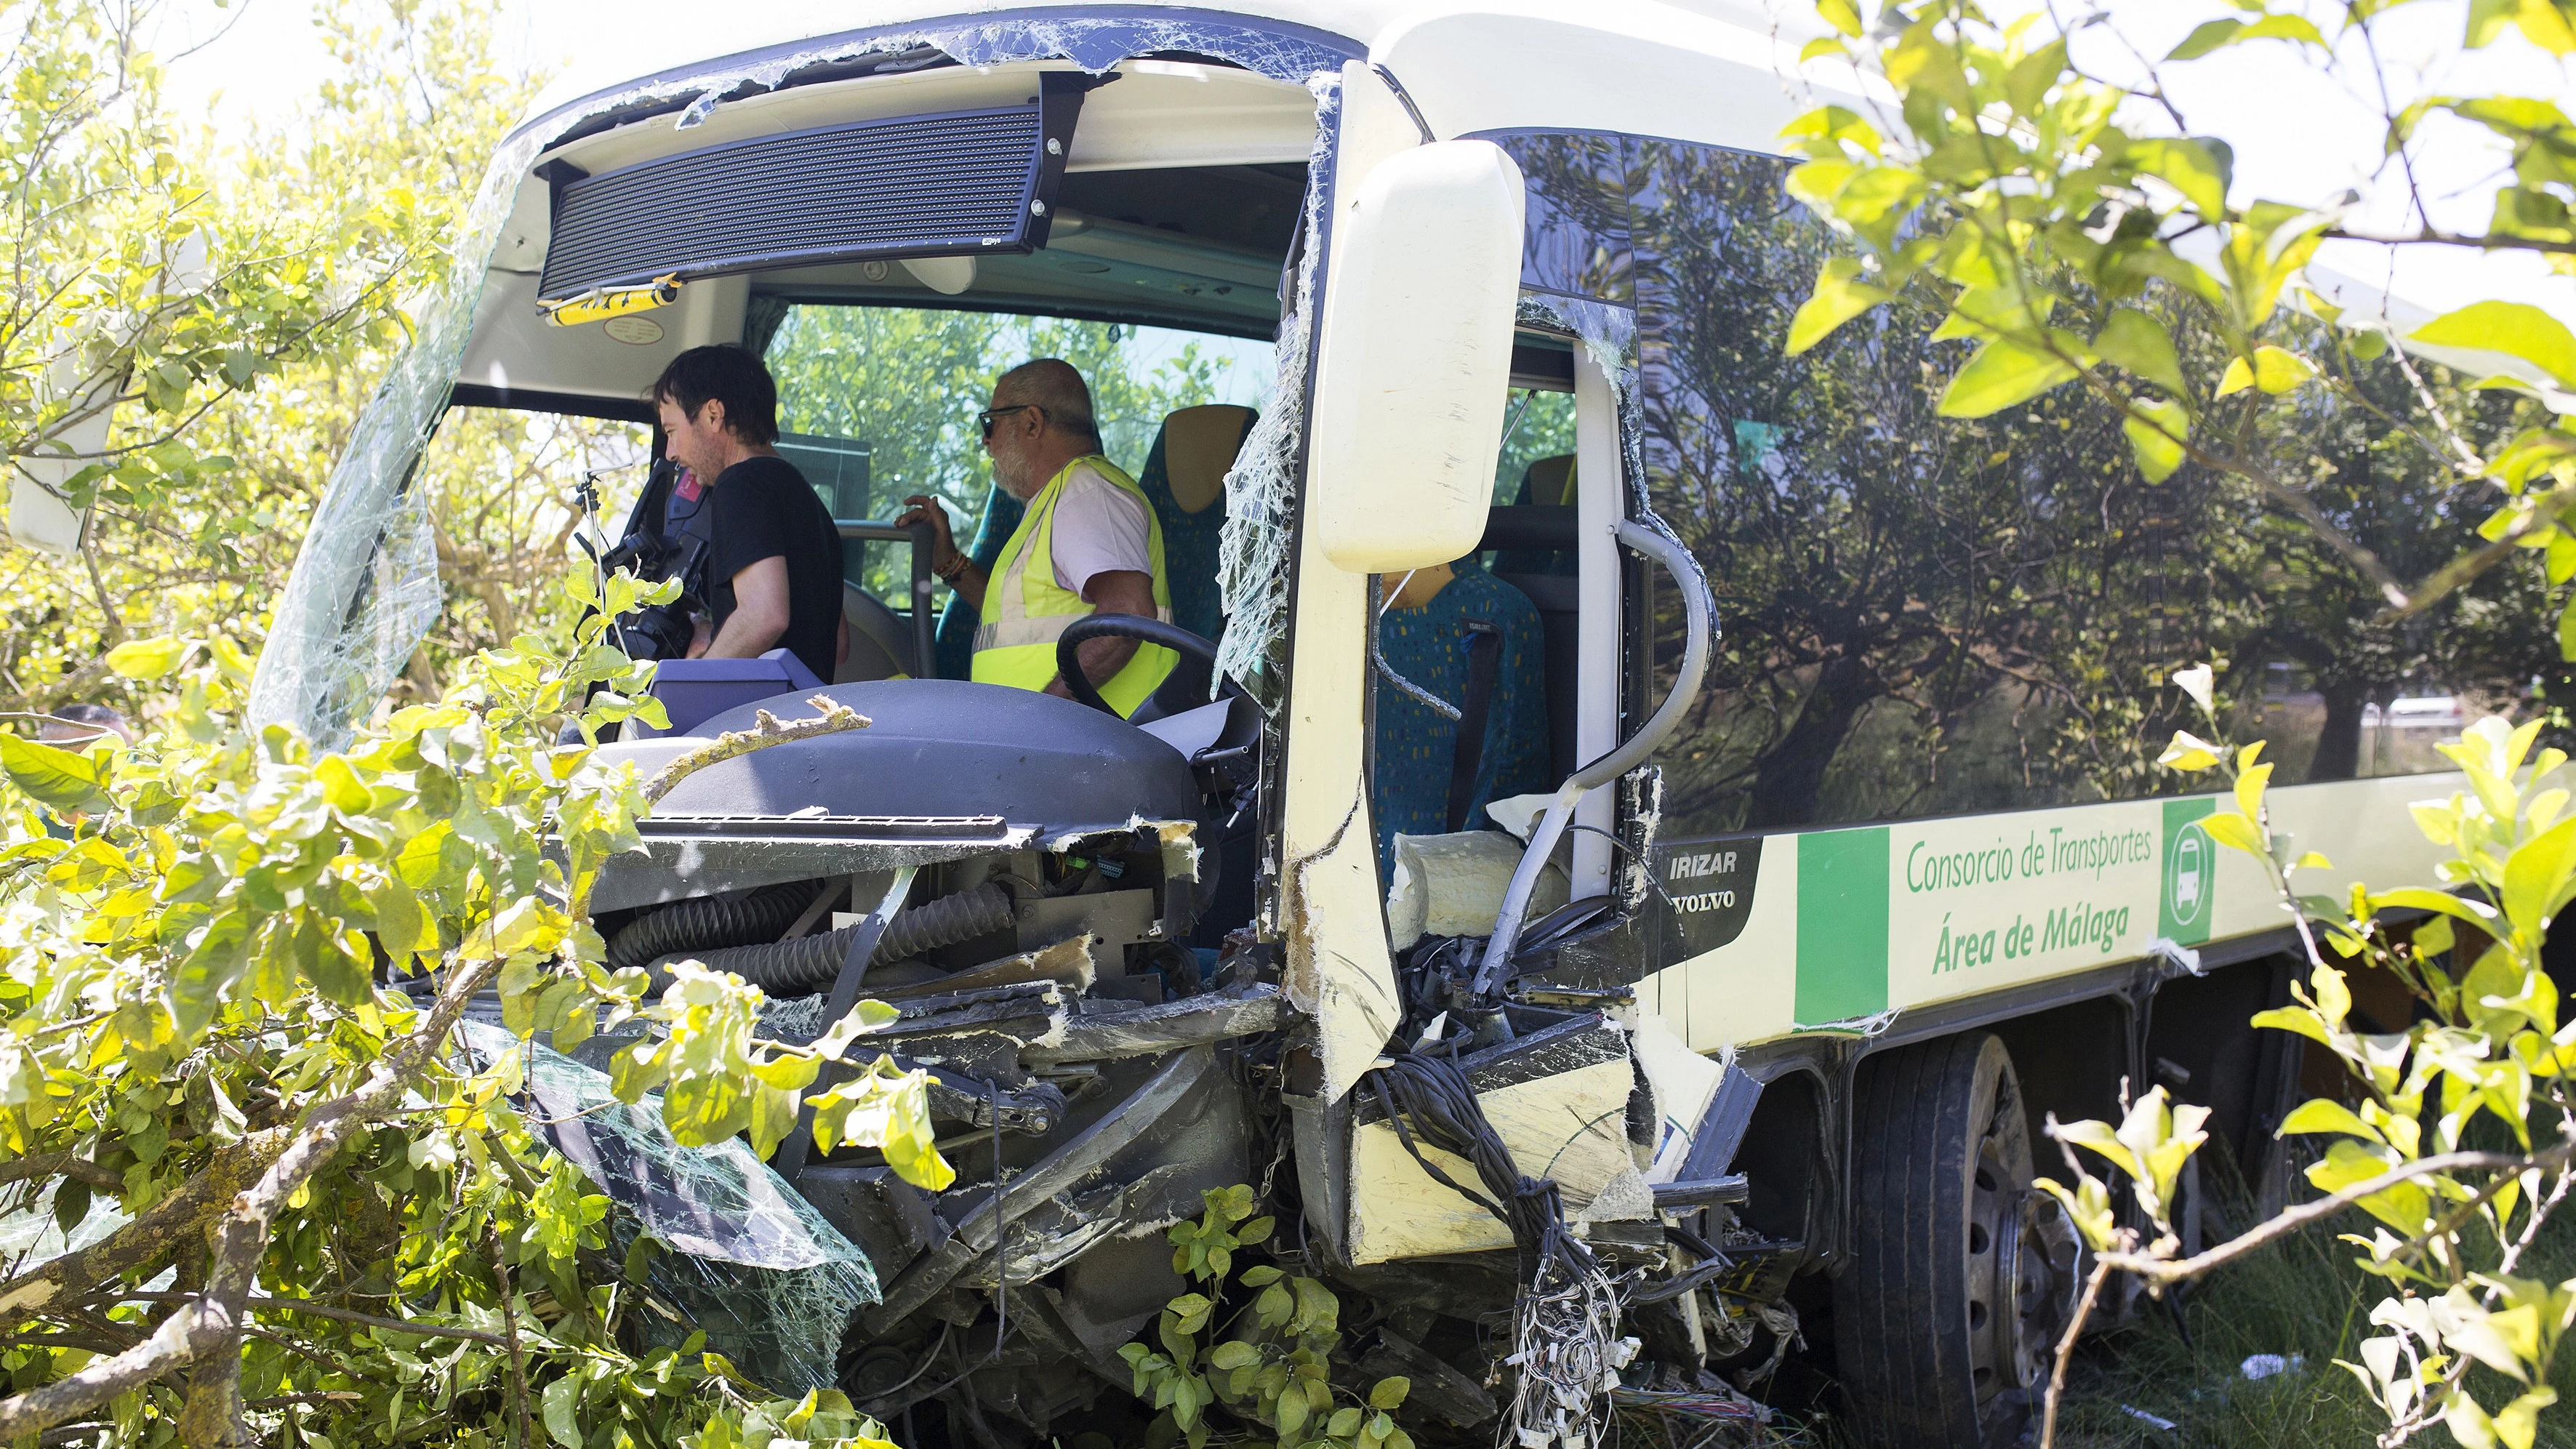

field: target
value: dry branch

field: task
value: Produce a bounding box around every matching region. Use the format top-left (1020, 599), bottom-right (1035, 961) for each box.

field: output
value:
top-left (2095, 1146), bottom-right (2567, 1285)
top-left (638, 695), bottom-right (868, 807)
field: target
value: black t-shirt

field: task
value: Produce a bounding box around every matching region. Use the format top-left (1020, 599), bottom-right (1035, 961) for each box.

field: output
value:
top-left (705, 454), bottom-right (841, 683)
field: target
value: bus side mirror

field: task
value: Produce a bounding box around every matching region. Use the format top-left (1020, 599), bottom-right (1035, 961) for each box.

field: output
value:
top-left (1307, 140), bottom-right (1525, 574)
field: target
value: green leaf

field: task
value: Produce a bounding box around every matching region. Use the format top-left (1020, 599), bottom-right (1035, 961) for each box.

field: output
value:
top-left (2468, 0), bottom-right (2576, 52)
top-left (2235, 759), bottom-right (2274, 823)
top-left (2217, 346), bottom-right (2317, 396)
top-left (169, 911), bottom-right (252, 1040)
top-left (1938, 338), bottom-right (2080, 418)
top-left (2303, 1137), bottom-right (2428, 1233)
top-left (300, 918), bottom-right (373, 1006)
top-left (2370, 887), bottom-right (2503, 927)
top-left (2093, 310), bottom-right (2190, 397)
top-left (2174, 13), bottom-right (2327, 55)
top-left (2167, 18), bottom-right (2246, 58)
top-left (1787, 258), bottom-right (1890, 356)
top-left (1368, 1377), bottom-right (1411, 1410)
top-left (1816, 0), bottom-right (1860, 36)
top-left (2277, 1098), bottom-right (2385, 1143)
top-left (2128, 137), bottom-right (2231, 218)
top-left (104, 636), bottom-right (193, 680)
top-left (2124, 396), bottom-right (2191, 482)
top-left (2053, 1117), bottom-right (2141, 1179)
top-left (542, 1374), bottom-right (582, 1449)
top-left (0, 734), bottom-right (102, 811)
top-left (2157, 730), bottom-right (2223, 771)
top-left (1275, 1384), bottom-right (1307, 1440)
top-left (2005, 39), bottom-right (2067, 114)
top-left (2413, 300), bottom-right (2576, 390)
top-left (2503, 816), bottom-right (2576, 937)
top-left (313, 755), bottom-right (372, 814)
top-left (367, 878), bottom-right (432, 960)
top-left (2202, 811), bottom-right (2268, 854)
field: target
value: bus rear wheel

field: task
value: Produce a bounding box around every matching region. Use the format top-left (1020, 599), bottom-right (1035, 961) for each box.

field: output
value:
top-left (1834, 1032), bottom-right (2075, 1447)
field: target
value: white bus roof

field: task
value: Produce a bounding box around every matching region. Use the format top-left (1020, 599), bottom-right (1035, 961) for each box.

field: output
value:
top-left (510, 0), bottom-right (1832, 161)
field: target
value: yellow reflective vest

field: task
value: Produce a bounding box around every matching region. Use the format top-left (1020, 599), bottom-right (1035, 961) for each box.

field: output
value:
top-left (971, 456), bottom-right (1176, 715)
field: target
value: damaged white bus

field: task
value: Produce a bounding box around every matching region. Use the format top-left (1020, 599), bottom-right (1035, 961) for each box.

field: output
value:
top-left (218, 2), bottom-right (2523, 1445)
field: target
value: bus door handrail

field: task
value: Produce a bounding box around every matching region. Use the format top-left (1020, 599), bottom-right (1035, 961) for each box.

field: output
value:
top-left (1469, 518), bottom-right (1717, 1002)
top-left (834, 518), bottom-right (939, 680)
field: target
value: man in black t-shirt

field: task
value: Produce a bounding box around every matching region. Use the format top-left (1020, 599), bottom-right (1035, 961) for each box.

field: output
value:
top-left (648, 345), bottom-right (845, 682)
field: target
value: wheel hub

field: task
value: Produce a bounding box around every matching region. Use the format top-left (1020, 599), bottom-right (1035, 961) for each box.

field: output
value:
top-left (1966, 1131), bottom-right (2080, 1411)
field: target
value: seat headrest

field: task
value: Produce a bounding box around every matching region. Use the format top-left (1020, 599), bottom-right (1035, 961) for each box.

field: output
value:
top-left (1522, 454), bottom-right (1577, 507)
top-left (1160, 404), bottom-right (1256, 515)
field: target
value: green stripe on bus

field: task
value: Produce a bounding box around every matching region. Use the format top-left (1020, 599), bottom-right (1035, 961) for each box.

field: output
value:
top-left (1796, 827), bottom-right (1890, 1024)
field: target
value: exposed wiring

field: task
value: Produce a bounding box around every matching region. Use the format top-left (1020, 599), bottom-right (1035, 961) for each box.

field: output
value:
top-left (1361, 1052), bottom-right (1632, 1448)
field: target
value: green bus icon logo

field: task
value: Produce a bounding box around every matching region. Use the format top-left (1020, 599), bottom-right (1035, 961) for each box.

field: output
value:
top-left (2168, 824), bottom-right (2207, 926)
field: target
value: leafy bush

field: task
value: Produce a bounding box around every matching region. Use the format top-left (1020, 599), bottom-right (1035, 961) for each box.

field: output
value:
top-left (0, 572), bottom-right (945, 1446)
top-left (1118, 1187), bottom-right (1416, 1449)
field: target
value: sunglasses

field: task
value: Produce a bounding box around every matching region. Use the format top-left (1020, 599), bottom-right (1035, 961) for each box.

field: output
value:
top-left (977, 404), bottom-right (1044, 439)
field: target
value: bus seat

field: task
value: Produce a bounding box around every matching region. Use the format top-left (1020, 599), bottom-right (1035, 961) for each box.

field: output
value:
top-left (1495, 453), bottom-right (1577, 576)
top-left (1139, 404), bottom-right (1256, 645)
top-left (1370, 555), bottom-right (1554, 872)
top-left (1487, 454), bottom-right (1581, 779)
top-left (931, 484), bottom-right (1026, 681)
top-left (837, 581), bottom-right (916, 683)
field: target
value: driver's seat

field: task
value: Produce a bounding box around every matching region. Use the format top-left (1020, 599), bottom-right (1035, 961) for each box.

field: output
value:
top-left (1130, 404), bottom-right (1256, 723)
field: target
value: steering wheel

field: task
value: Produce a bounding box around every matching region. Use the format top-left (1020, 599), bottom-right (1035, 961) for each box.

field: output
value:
top-left (1055, 615), bottom-right (1243, 716)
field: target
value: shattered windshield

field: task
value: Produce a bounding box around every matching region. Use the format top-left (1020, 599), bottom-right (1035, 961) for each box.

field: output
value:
top-left (247, 16), bottom-right (1349, 747)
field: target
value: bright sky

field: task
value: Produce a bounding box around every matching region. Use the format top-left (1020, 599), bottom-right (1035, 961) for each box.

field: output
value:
top-left (153, 0), bottom-right (2576, 325)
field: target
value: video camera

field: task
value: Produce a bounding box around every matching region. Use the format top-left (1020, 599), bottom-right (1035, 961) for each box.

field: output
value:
top-left (579, 460), bottom-right (710, 662)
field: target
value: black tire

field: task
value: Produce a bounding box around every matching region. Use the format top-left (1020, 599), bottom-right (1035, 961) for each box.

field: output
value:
top-left (1834, 1032), bottom-right (2075, 1447)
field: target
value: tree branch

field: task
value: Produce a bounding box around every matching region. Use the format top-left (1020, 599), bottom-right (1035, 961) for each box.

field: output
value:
top-left (111, 1291), bottom-right (509, 1349)
top-left (638, 696), bottom-right (869, 808)
top-left (2386, 483), bottom-right (2576, 621)
top-left (0, 1155), bottom-right (123, 1194)
top-left (0, 1139), bottom-right (273, 1319)
top-left (0, 952), bottom-right (503, 1441)
top-left (2096, 1147), bottom-right (2564, 1285)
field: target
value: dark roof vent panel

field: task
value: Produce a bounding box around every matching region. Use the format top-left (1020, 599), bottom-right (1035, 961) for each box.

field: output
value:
top-left (538, 80), bottom-right (1089, 300)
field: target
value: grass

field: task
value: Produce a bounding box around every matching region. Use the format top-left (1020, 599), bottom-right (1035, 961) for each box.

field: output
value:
top-left (1765, 1149), bottom-right (2576, 1448)
top-left (2048, 1195), bottom-right (2576, 1447)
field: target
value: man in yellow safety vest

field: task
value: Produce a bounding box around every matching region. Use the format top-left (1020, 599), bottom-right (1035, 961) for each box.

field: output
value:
top-left (898, 359), bottom-right (1176, 715)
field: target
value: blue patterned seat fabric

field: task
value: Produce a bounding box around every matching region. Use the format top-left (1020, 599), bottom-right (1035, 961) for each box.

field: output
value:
top-left (932, 405), bottom-right (1254, 681)
top-left (1371, 556), bottom-right (1554, 872)
top-left (931, 486), bottom-right (1025, 682)
top-left (1136, 405), bottom-right (1255, 646)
